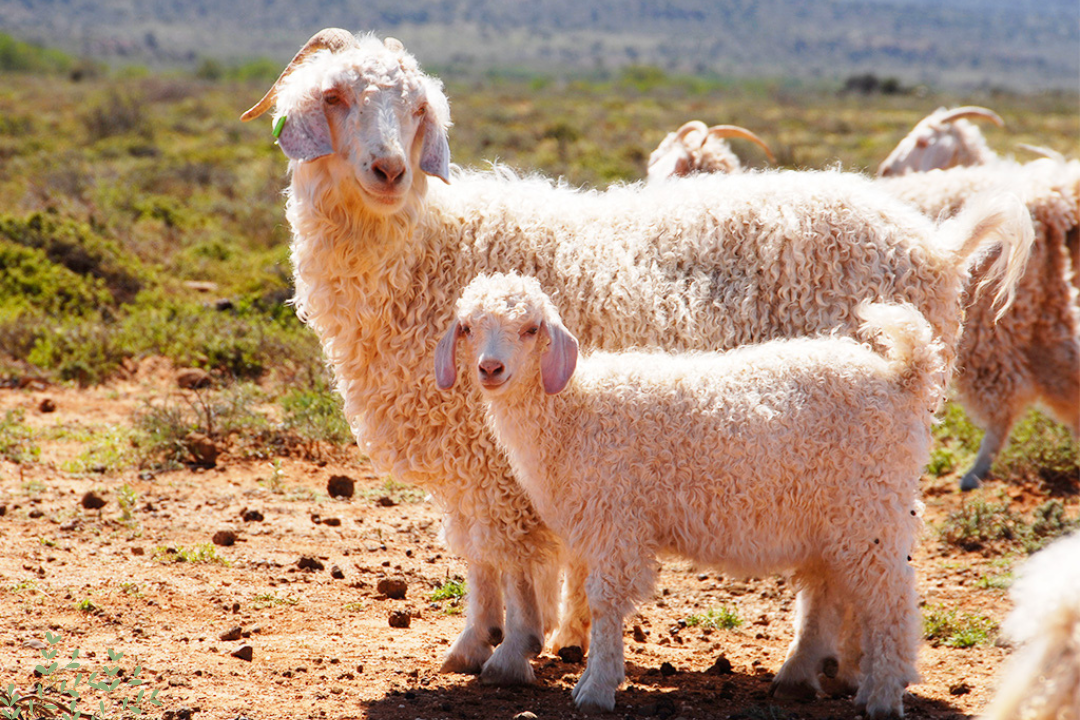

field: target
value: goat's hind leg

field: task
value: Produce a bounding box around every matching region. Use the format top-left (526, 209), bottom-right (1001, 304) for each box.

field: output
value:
top-left (771, 568), bottom-right (846, 701)
top-left (441, 561), bottom-right (504, 674)
top-left (480, 562), bottom-right (553, 685)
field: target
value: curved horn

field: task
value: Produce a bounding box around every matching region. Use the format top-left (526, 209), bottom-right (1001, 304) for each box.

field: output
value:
top-left (936, 106), bottom-right (1005, 128)
top-left (240, 28), bottom-right (359, 122)
top-left (707, 125), bottom-right (777, 163)
top-left (674, 120), bottom-right (709, 143)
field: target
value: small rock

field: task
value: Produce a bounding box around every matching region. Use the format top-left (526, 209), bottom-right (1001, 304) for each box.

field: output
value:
top-left (376, 578), bottom-right (407, 599)
top-left (131, 546), bottom-right (145, 556)
top-left (310, 513), bottom-right (322, 525)
top-left (81, 491), bottom-right (106, 510)
top-left (297, 556), bottom-right (325, 571)
top-left (707, 655), bottom-right (733, 675)
top-left (330, 565), bottom-right (345, 580)
top-left (38, 398), bottom-right (56, 413)
top-left (59, 519), bottom-right (79, 531)
top-left (322, 517), bottom-right (342, 527)
top-left (557, 645), bottom-right (584, 664)
top-left (375, 495), bottom-right (397, 507)
top-left (513, 713), bottom-right (538, 720)
top-left (162, 708), bottom-right (196, 720)
top-left (212, 530), bottom-right (237, 547)
top-left (184, 432), bottom-right (220, 467)
top-left (176, 368), bottom-right (212, 390)
top-left (0, 504), bottom-right (6, 516)
top-left (230, 644), bottom-right (253, 662)
top-left (388, 610), bottom-right (411, 629)
top-left (660, 661), bottom-right (677, 677)
top-left (241, 508), bottom-right (264, 522)
top-left (27, 508), bottom-right (44, 519)
top-left (23, 638), bottom-right (47, 650)
top-left (633, 625), bottom-right (648, 643)
top-left (949, 681), bottom-right (971, 696)
top-left (327, 475), bottom-right (355, 499)
top-left (219, 626), bottom-right (243, 642)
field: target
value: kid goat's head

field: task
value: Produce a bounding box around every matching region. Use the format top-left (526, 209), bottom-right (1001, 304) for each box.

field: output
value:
top-left (241, 29), bottom-right (451, 214)
top-left (435, 273), bottom-right (579, 397)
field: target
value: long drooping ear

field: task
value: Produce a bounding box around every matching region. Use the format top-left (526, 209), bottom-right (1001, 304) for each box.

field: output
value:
top-left (276, 106), bottom-right (334, 161)
top-left (419, 78), bottom-right (451, 183)
top-left (434, 320), bottom-right (459, 390)
top-left (539, 319), bottom-right (578, 395)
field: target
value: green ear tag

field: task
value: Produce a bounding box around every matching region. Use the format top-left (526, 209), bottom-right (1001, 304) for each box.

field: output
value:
top-left (272, 115), bottom-right (287, 138)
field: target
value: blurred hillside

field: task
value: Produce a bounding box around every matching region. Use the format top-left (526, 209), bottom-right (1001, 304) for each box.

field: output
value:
top-left (0, 0), bottom-right (1077, 91)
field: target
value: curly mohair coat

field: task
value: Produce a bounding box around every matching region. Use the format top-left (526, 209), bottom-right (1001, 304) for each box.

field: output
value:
top-left (242, 29), bottom-right (1032, 686)
top-left (980, 532), bottom-right (1080, 720)
top-left (438, 272), bottom-right (943, 718)
top-left (880, 159), bottom-right (1080, 490)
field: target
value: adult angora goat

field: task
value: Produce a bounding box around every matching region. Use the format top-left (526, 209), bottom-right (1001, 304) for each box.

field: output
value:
top-left (242, 29), bottom-right (1030, 687)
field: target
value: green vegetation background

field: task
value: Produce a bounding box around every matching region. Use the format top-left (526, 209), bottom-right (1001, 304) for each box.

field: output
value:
top-left (0, 37), bottom-right (1076, 486)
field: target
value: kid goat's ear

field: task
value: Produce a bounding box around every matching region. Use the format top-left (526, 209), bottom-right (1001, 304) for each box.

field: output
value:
top-left (539, 319), bottom-right (578, 395)
top-left (434, 320), bottom-right (459, 390)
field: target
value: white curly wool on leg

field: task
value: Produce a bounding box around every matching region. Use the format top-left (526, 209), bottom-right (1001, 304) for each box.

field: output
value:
top-left (440, 562), bottom-right (502, 674)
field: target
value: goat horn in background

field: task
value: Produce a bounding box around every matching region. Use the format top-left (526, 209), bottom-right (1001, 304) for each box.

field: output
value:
top-left (937, 106), bottom-right (1005, 128)
top-left (707, 125), bottom-right (777, 162)
top-left (240, 28), bottom-right (359, 122)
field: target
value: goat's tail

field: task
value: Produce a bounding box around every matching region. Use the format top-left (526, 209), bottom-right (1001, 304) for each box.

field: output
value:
top-left (858, 301), bottom-right (948, 412)
top-left (935, 192), bottom-right (1034, 321)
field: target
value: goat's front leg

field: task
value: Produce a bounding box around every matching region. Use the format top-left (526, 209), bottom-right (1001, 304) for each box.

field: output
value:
top-left (549, 554), bottom-right (591, 654)
top-left (571, 590), bottom-right (626, 713)
top-left (440, 561), bottom-right (504, 674)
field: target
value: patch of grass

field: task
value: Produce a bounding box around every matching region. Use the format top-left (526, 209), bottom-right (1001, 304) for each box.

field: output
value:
top-left (252, 593), bottom-right (299, 609)
top-left (363, 477), bottom-right (427, 505)
top-left (430, 578), bottom-right (467, 602)
top-left (152, 543), bottom-right (229, 565)
top-left (279, 384), bottom-right (353, 445)
top-left (74, 598), bottom-right (99, 614)
top-left (0, 409), bottom-right (41, 464)
top-left (926, 401), bottom-right (981, 478)
top-left (923, 606), bottom-right (997, 648)
top-left (7, 580), bottom-right (39, 594)
top-left (938, 496), bottom-right (1079, 554)
top-left (974, 572), bottom-right (1013, 591)
top-left (685, 606), bottom-right (742, 630)
top-left (995, 409), bottom-right (1079, 486)
top-left (60, 426), bottom-right (144, 475)
top-left (120, 582), bottom-right (143, 597)
top-left (343, 601), bottom-right (366, 613)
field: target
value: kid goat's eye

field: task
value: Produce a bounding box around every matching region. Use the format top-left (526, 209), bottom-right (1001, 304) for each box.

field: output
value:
top-left (524, 325), bottom-right (539, 336)
top-left (324, 91), bottom-right (342, 106)
top-left (414, 105), bottom-right (427, 118)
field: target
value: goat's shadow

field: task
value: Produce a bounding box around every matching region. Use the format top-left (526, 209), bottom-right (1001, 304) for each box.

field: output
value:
top-left (362, 658), bottom-right (970, 719)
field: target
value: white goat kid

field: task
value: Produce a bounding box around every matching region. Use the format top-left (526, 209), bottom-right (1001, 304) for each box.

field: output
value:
top-left (241, 29), bottom-right (1031, 687)
top-left (438, 272), bottom-right (943, 718)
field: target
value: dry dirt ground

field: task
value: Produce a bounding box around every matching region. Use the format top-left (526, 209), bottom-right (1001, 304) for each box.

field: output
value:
top-left (0, 369), bottom-right (1072, 720)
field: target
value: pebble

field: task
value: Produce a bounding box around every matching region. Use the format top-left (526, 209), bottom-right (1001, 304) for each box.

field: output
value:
top-left (376, 578), bottom-right (407, 599)
top-left (375, 496), bottom-right (397, 507)
top-left (388, 610), bottom-right (411, 628)
top-left (38, 398), bottom-right (56, 413)
top-left (707, 655), bottom-right (733, 675)
top-left (327, 475), bottom-right (355, 499)
top-left (321, 517), bottom-right (342, 527)
top-left (176, 368), bottom-right (212, 390)
top-left (81, 491), bottom-right (106, 510)
top-left (219, 626), bottom-right (243, 642)
top-left (330, 565), bottom-right (345, 580)
top-left (513, 713), bottom-right (538, 720)
top-left (660, 661), bottom-right (677, 677)
top-left (633, 625), bottom-right (648, 642)
top-left (212, 530), bottom-right (237, 546)
top-left (949, 680), bottom-right (971, 696)
top-left (241, 509), bottom-right (264, 522)
top-left (557, 645), bottom-right (584, 664)
top-left (230, 644), bottom-right (253, 662)
top-left (297, 556), bottom-right (325, 571)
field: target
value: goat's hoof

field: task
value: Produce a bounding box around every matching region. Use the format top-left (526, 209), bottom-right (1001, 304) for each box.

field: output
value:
top-left (769, 678), bottom-right (818, 702)
top-left (479, 647), bottom-right (536, 685)
top-left (572, 683), bottom-right (616, 714)
top-left (959, 472), bottom-right (983, 492)
top-left (439, 641), bottom-right (492, 675)
top-left (855, 699), bottom-right (903, 720)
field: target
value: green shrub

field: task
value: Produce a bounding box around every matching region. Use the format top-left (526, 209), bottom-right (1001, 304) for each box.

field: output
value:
top-left (923, 606), bottom-right (997, 648)
top-left (0, 239), bottom-right (112, 315)
top-left (685, 606), bottom-right (742, 630)
top-left (279, 384), bottom-right (353, 445)
top-left (995, 409), bottom-right (1079, 485)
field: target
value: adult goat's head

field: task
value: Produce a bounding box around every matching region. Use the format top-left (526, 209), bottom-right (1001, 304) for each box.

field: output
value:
top-left (877, 106), bottom-right (1003, 178)
top-left (242, 29), bottom-right (451, 214)
top-left (647, 121), bottom-right (774, 183)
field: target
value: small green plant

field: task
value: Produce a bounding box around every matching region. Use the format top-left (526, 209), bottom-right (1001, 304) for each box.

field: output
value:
top-left (61, 427), bottom-right (143, 475)
top-left (343, 601), bottom-right (366, 613)
top-left (430, 578), bottom-right (467, 602)
top-left (685, 606), bottom-right (742, 630)
top-left (0, 631), bottom-right (161, 719)
top-left (923, 606), bottom-right (997, 648)
top-left (260, 458), bottom-right (286, 493)
top-left (939, 496), bottom-right (1079, 554)
top-left (116, 483), bottom-right (139, 528)
top-left (974, 572), bottom-right (1013, 591)
top-left (995, 409), bottom-right (1079, 484)
top-left (120, 583), bottom-right (143, 598)
top-left (75, 598), bottom-right (99, 614)
top-left (252, 593), bottom-right (299, 610)
top-left (0, 409), bottom-right (40, 465)
top-left (279, 385), bottom-right (353, 445)
top-left (152, 543), bottom-right (228, 566)
top-left (363, 477), bottom-right (426, 505)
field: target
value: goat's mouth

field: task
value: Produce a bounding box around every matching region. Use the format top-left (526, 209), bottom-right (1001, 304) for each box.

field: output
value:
top-left (362, 184), bottom-right (408, 207)
top-left (478, 374), bottom-right (510, 392)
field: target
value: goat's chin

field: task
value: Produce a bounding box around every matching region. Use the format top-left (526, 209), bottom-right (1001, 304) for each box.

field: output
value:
top-left (358, 183), bottom-right (411, 215)
top-left (477, 376), bottom-right (512, 396)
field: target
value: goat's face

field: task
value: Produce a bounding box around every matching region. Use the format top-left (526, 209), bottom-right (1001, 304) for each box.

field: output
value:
top-left (647, 126), bottom-right (703, 183)
top-left (269, 35), bottom-right (451, 214)
top-left (878, 106), bottom-right (1002, 177)
top-left (435, 275), bottom-right (578, 397)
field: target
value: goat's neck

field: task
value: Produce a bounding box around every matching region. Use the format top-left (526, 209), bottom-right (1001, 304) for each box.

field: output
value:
top-left (484, 381), bottom-right (567, 510)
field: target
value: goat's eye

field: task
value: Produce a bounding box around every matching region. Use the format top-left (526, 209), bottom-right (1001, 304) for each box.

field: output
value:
top-left (413, 105), bottom-right (427, 119)
top-left (523, 325), bottom-right (539, 337)
top-left (324, 91), bottom-right (342, 106)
